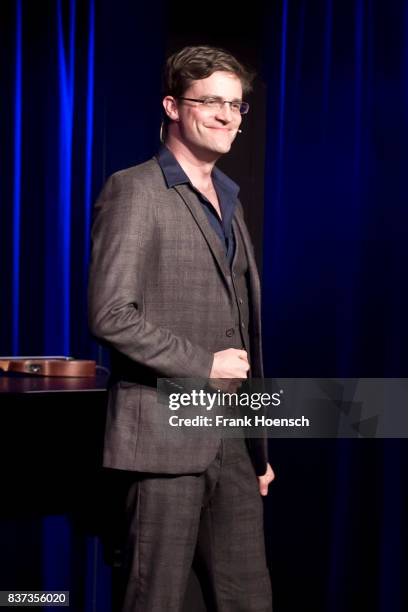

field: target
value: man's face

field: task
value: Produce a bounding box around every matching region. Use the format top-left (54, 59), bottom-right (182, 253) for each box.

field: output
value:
top-left (165, 71), bottom-right (244, 159)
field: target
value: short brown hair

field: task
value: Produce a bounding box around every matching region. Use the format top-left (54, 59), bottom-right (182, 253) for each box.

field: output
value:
top-left (163, 45), bottom-right (255, 98)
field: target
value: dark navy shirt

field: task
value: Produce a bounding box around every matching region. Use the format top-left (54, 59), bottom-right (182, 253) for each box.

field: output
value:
top-left (155, 144), bottom-right (239, 265)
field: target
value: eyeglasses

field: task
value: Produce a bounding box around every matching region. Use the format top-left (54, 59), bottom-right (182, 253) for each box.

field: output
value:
top-left (177, 96), bottom-right (250, 115)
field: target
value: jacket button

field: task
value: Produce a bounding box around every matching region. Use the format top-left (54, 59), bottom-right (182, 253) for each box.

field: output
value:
top-left (241, 322), bottom-right (246, 329)
top-left (239, 298), bottom-right (243, 305)
top-left (226, 328), bottom-right (235, 337)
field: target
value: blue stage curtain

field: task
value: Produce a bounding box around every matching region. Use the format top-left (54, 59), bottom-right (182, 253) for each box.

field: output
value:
top-left (261, 2), bottom-right (408, 611)
top-left (0, 0), bottom-right (164, 360)
top-left (262, 0), bottom-right (408, 378)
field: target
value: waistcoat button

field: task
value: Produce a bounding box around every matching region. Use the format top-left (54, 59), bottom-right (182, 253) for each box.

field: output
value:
top-left (226, 328), bottom-right (235, 337)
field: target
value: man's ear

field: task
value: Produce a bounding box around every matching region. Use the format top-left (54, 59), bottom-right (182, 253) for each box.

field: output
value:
top-left (162, 96), bottom-right (179, 122)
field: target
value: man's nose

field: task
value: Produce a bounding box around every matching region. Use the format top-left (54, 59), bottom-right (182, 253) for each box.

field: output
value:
top-left (216, 102), bottom-right (234, 121)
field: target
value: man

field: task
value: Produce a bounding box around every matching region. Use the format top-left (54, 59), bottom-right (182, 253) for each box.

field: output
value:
top-left (88, 45), bottom-right (274, 611)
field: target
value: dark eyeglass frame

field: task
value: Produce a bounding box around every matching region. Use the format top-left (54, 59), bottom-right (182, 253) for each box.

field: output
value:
top-left (177, 96), bottom-right (250, 115)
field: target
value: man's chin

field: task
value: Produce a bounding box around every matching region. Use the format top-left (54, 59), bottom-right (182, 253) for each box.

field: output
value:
top-left (211, 142), bottom-right (232, 154)
top-left (193, 142), bottom-right (232, 160)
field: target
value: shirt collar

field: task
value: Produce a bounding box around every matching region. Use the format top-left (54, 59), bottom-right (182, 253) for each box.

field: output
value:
top-left (155, 144), bottom-right (240, 199)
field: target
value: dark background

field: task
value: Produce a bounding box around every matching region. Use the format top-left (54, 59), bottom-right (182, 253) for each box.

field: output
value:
top-left (1, 1), bottom-right (408, 611)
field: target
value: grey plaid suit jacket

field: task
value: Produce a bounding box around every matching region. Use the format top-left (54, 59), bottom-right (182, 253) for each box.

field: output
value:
top-left (88, 156), bottom-right (267, 475)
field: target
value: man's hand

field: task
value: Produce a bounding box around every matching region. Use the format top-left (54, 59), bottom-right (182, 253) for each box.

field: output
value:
top-left (210, 348), bottom-right (250, 379)
top-left (258, 463), bottom-right (275, 496)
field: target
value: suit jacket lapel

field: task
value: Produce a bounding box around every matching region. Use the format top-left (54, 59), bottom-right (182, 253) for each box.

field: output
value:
top-left (173, 184), bottom-right (231, 286)
top-left (233, 210), bottom-right (261, 304)
top-left (233, 210), bottom-right (263, 377)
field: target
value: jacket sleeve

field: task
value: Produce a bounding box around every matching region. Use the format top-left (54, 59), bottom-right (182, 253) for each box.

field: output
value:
top-left (88, 171), bottom-right (214, 379)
